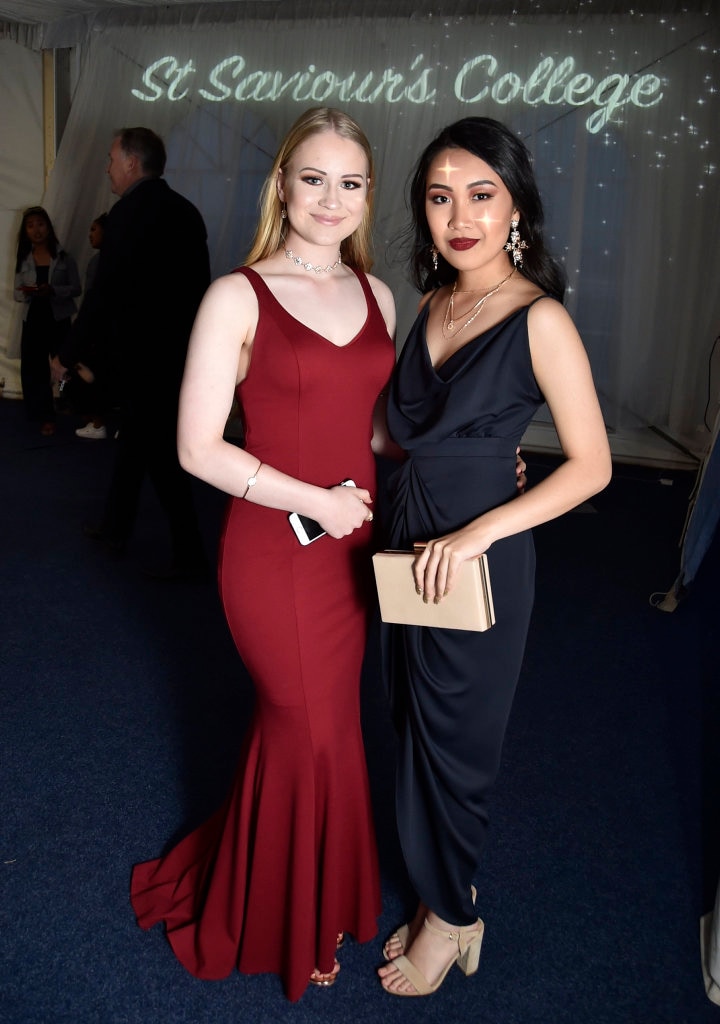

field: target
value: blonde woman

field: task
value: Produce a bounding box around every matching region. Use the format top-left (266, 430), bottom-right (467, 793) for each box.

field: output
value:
top-left (130, 109), bottom-right (396, 1001)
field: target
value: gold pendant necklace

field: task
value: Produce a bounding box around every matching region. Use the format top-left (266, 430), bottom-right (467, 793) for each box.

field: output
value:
top-left (443, 267), bottom-right (515, 338)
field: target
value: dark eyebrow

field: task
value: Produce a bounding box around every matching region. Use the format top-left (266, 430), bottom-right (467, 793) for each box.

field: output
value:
top-left (298, 165), bottom-right (365, 179)
top-left (427, 178), bottom-right (497, 191)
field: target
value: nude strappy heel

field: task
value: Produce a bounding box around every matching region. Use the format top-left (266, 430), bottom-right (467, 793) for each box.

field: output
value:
top-left (383, 887), bottom-right (476, 961)
top-left (382, 923), bottom-right (409, 961)
top-left (380, 917), bottom-right (484, 997)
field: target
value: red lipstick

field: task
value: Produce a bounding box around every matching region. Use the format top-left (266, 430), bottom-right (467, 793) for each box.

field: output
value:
top-left (449, 238), bottom-right (478, 251)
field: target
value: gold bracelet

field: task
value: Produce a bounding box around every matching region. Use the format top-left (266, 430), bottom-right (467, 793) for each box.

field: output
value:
top-left (241, 460), bottom-right (263, 499)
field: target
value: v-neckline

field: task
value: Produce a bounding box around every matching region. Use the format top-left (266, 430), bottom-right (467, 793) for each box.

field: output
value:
top-left (245, 265), bottom-right (369, 350)
top-left (423, 305), bottom-right (527, 377)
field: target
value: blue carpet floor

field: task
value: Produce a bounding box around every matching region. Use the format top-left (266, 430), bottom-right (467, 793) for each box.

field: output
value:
top-left (1, 397), bottom-right (718, 1024)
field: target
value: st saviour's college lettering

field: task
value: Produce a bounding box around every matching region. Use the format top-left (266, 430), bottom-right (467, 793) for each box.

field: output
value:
top-left (131, 53), bottom-right (663, 134)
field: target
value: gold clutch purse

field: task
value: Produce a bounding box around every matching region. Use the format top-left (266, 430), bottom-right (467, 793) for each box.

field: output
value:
top-left (371, 547), bottom-right (495, 632)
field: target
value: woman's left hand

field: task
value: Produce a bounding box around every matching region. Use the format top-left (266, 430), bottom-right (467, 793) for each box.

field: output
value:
top-left (413, 525), bottom-right (492, 604)
top-left (414, 450), bottom-right (525, 601)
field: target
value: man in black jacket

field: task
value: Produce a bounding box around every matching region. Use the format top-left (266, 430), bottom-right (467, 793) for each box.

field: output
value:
top-left (55, 127), bottom-right (211, 580)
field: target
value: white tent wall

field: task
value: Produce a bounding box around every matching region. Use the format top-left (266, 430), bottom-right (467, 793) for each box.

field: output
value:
top-left (1, 3), bottom-right (718, 464)
top-left (0, 38), bottom-right (44, 397)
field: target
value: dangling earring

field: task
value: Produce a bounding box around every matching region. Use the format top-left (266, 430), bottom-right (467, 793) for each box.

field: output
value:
top-left (280, 204), bottom-right (287, 220)
top-left (504, 219), bottom-right (528, 268)
top-left (431, 245), bottom-right (438, 272)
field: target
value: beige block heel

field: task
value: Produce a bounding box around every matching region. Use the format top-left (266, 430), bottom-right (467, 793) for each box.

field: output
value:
top-left (454, 918), bottom-right (484, 976)
top-left (381, 917), bottom-right (484, 997)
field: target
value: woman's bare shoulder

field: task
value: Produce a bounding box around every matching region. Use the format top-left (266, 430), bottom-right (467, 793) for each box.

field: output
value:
top-left (191, 269), bottom-right (260, 335)
top-left (204, 268), bottom-right (258, 302)
top-left (527, 292), bottom-right (573, 330)
top-left (418, 288), bottom-right (439, 312)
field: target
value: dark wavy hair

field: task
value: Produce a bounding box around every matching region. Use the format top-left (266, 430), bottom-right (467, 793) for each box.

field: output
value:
top-left (407, 117), bottom-right (565, 301)
top-left (15, 206), bottom-right (60, 271)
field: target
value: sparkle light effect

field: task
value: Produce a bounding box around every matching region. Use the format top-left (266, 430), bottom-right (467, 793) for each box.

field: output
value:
top-left (437, 156), bottom-right (459, 179)
top-left (476, 212), bottom-right (498, 230)
top-left (469, 6), bottom-right (720, 416)
top-left (114, 4), bottom-right (718, 442)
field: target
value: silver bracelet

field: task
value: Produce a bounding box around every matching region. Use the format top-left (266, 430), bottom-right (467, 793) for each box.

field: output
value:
top-left (241, 460), bottom-right (263, 499)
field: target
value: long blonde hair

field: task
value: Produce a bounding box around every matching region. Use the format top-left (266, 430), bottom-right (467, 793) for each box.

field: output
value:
top-left (245, 108), bottom-right (375, 272)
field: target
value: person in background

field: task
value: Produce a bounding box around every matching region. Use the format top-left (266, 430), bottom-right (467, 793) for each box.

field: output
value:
top-left (129, 107), bottom-right (396, 1001)
top-left (14, 206), bottom-right (81, 436)
top-left (74, 212), bottom-right (110, 440)
top-left (52, 128), bottom-right (211, 579)
top-left (377, 116), bottom-right (611, 998)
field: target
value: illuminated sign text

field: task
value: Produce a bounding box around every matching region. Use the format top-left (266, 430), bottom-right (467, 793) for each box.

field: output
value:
top-left (131, 53), bottom-right (663, 134)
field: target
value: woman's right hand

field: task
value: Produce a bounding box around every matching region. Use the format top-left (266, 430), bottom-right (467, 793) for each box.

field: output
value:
top-left (318, 484), bottom-right (373, 539)
top-left (515, 446), bottom-right (527, 492)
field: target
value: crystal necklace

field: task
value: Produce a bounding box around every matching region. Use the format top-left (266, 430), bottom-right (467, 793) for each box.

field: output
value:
top-left (443, 267), bottom-right (515, 337)
top-left (285, 248), bottom-right (342, 274)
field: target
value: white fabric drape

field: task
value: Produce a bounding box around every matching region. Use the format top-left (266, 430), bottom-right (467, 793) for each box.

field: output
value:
top-left (2, 5), bottom-right (718, 456)
top-left (0, 38), bottom-right (44, 393)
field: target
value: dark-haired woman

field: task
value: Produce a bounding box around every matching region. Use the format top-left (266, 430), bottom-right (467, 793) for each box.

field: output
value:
top-left (14, 206), bottom-right (81, 435)
top-left (378, 117), bottom-right (611, 997)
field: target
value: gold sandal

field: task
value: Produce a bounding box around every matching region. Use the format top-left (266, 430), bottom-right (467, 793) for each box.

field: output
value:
top-left (309, 959), bottom-right (340, 987)
top-left (309, 930), bottom-right (345, 987)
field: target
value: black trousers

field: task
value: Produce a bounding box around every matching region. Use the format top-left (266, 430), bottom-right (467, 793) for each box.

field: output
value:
top-left (100, 405), bottom-right (206, 569)
top-left (20, 304), bottom-right (71, 423)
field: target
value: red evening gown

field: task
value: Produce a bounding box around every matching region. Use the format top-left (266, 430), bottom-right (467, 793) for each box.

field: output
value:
top-left (130, 266), bottom-right (395, 1001)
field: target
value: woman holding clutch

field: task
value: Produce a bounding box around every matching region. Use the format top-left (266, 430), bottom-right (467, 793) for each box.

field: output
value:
top-left (378, 116), bottom-right (611, 997)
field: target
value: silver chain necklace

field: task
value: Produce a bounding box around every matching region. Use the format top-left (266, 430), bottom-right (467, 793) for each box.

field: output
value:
top-left (284, 248), bottom-right (342, 274)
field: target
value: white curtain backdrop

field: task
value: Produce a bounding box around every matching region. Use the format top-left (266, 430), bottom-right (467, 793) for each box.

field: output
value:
top-left (3, 4), bottom-right (719, 456)
top-left (0, 38), bottom-right (44, 395)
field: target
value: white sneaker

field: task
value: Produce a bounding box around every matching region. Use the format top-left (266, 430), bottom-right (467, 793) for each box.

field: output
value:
top-left (75, 423), bottom-right (107, 440)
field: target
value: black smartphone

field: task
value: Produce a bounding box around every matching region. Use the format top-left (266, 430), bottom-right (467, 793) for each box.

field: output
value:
top-left (288, 479), bottom-right (356, 546)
